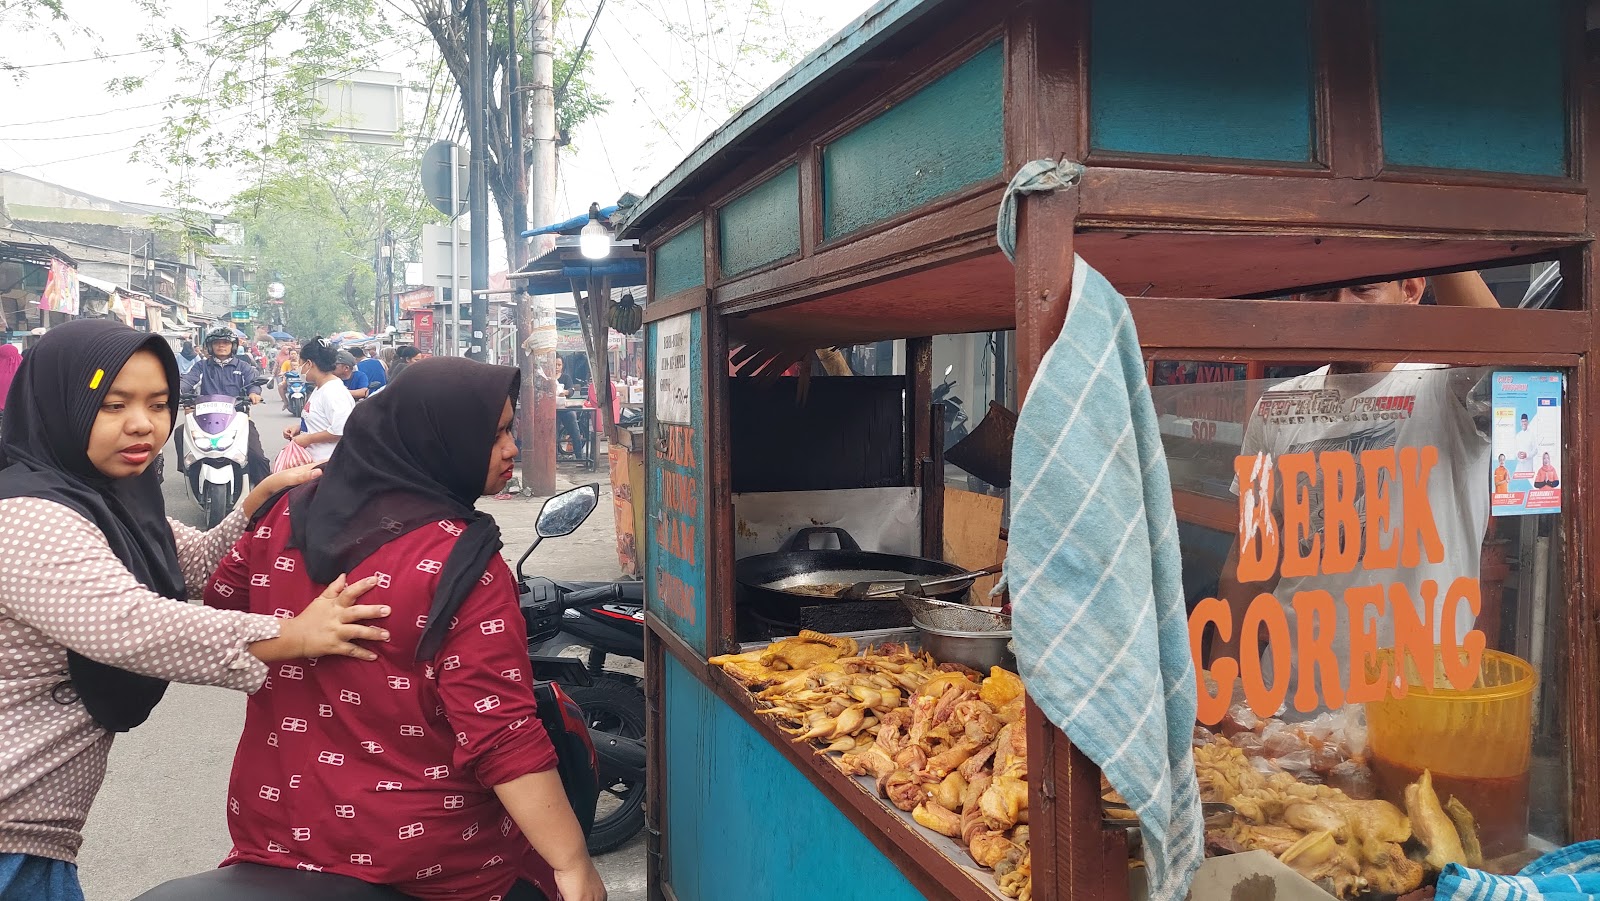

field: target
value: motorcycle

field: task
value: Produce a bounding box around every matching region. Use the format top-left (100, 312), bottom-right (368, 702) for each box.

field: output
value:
top-left (179, 377), bottom-right (268, 530)
top-left (933, 363), bottom-right (969, 450)
top-left (515, 489), bottom-right (647, 856)
top-left (132, 486), bottom-right (608, 901)
top-left (284, 369), bottom-right (307, 418)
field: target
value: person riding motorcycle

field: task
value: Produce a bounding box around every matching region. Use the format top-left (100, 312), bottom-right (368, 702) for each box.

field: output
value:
top-left (177, 328), bottom-right (270, 485)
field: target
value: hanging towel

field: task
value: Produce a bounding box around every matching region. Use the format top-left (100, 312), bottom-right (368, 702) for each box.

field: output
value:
top-left (1436, 841), bottom-right (1600, 901)
top-left (1007, 255), bottom-right (1203, 901)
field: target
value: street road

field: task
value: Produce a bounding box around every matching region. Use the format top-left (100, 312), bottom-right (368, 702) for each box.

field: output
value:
top-left (77, 400), bottom-right (647, 900)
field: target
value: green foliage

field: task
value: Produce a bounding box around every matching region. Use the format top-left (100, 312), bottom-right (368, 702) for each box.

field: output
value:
top-left (227, 141), bottom-right (440, 336)
top-left (0, 0), bottom-right (69, 76)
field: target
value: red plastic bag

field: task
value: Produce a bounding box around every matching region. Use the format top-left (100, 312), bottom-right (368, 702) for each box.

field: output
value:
top-left (272, 440), bottom-right (314, 472)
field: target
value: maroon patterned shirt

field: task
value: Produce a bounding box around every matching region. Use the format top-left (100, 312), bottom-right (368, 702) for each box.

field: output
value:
top-left (206, 496), bottom-right (557, 900)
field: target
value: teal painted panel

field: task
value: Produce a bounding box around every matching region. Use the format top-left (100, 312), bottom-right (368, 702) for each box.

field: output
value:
top-left (653, 220), bottom-right (705, 300)
top-left (1089, 0), bottom-right (1313, 162)
top-left (645, 312), bottom-right (706, 654)
top-left (1377, 0), bottom-right (1567, 176)
top-left (718, 165), bottom-right (801, 277)
top-left (822, 41), bottom-right (1004, 241)
top-left (662, 658), bottom-right (926, 901)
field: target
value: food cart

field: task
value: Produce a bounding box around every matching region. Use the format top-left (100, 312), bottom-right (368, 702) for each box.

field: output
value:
top-left (621, 0), bottom-right (1598, 898)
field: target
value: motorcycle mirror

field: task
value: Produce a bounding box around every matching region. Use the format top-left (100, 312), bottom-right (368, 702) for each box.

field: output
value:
top-left (536, 483), bottom-right (601, 538)
top-left (251, 377), bottom-right (270, 388)
top-left (943, 365), bottom-right (954, 378)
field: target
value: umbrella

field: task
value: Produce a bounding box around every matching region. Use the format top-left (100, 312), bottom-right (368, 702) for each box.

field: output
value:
top-left (269, 331), bottom-right (295, 341)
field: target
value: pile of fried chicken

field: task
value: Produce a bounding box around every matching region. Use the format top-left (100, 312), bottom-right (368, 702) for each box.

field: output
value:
top-left (711, 631), bottom-right (1032, 901)
top-left (1189, 735), bottom-right (1484, 898)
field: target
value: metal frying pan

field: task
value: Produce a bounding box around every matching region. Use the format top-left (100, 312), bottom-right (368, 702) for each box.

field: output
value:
top-left (735, 527), bottom-right (972, 625)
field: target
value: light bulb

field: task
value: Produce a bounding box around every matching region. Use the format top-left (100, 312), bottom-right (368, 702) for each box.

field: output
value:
top-left (580, 217), bottom-right (611, 260)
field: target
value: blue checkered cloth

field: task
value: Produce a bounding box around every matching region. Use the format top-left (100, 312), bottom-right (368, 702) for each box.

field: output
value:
top-left (1437, 841), bottom-right (1600, 901)
top-left (1007, 256), bottom-right (1203, 901)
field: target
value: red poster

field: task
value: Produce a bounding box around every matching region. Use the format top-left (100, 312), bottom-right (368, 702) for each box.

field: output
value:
top-left (414, 310), bottom-right (435, 354)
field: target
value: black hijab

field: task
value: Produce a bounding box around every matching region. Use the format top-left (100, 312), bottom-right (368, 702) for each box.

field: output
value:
top-left (0, 319), bottom-right (184, 733)
top-left (285, 356), bottom-right (520, 660)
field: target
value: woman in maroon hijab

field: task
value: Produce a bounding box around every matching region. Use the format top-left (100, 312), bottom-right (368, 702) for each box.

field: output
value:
top-left (203, 357), bottom-right (605, 901)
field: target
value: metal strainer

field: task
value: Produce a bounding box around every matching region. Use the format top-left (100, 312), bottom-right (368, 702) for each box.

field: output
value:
top-left (897, 593), bottom-right (1011, 632)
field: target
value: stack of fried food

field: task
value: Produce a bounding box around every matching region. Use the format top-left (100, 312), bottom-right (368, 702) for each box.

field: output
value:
top-left (1187, 736), bottom-right (1483, 898)
top-left (711, 631), bottom-right (1032, 901)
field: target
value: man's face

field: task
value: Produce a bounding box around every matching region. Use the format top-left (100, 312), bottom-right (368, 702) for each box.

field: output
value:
top-left (335, 363), bottom-right (352, 379)
top-left (1298, 278), bottom-right (1426, 305)
top-left (209, 339), bottom-right (233, 358)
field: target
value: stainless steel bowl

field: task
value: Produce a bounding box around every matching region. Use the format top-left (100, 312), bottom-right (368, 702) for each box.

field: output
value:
top-left (912, 617), bottom-right (1016, 672)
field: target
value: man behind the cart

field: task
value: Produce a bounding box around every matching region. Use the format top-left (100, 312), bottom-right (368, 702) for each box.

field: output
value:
top-left (1210, 272), bottom-right (1500, 716)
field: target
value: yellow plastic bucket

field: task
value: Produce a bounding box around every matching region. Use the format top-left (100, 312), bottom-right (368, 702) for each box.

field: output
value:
top-left (1366, 648), bottom-right (1536, 858)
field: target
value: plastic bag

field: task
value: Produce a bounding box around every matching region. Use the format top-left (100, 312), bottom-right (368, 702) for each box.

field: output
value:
top-left (273, 440), bottom-right (314, 472)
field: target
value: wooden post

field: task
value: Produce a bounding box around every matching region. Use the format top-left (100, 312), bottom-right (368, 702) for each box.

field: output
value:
top-left (1007, 3), bottom-right (1128, 898)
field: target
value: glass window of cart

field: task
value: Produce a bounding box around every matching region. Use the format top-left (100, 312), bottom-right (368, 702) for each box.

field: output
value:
top-left (1151, 362), bottom-right (1572, 888)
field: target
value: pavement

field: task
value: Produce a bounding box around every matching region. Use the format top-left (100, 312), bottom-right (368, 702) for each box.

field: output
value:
top-left (76, 401), bottom-right (648, 901)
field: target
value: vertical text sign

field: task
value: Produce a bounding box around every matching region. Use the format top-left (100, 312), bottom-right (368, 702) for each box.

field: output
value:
top-left (646, 312), bottom-right (707, 652)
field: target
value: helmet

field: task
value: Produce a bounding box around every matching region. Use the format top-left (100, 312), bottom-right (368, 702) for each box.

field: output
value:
top-left (205, 327), bottom-right (238, 356)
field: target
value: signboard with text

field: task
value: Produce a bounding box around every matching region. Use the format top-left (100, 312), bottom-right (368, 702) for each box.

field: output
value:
top-left (645, 311), bottom-right (706, 652)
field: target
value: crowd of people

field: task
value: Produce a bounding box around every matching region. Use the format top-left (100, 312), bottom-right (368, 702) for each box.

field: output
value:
top-left (0, 321), bottom-right (607, 901)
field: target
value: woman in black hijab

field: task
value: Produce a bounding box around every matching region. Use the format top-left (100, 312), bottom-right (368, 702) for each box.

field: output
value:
top-left (204, 356), bottom-right (606, 901)
top-left (0, 320), bottom-right (392, 901)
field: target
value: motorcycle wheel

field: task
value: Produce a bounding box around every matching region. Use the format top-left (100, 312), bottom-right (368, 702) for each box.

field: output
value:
top-left (202, 480), bottom-right (231, 531)
top-left (565, 673), bottom-right (646, 855)
top-left (287, 395), bottom-right (304, 418)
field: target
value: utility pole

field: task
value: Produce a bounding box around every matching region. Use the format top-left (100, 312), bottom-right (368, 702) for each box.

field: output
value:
top-left (467, 0), bottom-right (490, 361)
top-left (525, 0), bottom-right (559, 495)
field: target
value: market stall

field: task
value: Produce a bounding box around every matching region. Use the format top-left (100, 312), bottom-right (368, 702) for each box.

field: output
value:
top-left (622, 1), bottom-right (1598, 899)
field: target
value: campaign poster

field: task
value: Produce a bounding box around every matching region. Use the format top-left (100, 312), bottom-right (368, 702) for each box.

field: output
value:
top-left (1491, 372), bottom-right (1563, 516)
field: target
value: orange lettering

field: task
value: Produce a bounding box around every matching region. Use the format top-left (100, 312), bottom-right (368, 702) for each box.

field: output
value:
top-left (1234, 455), bottom-right (1280, 583)
top-left (1399, 445), bottom-right (1444, 567)
top-left (1360, 448), bottom-right (1400, 571)
top-left (1441, 578), bottom-right (1485, 690)
top-left (1239, 593), bottom-right (1290, 719)
top-left (1189, 598), bottom-right (1237, 726)
top-left (1291, 590), bottom-right (1344, 714)
top-left (1280, 453), bottom-right (1319, 579)
top-left (1343, 585), bottom-right (1388, 704)
top-left (1320, 451), bottom-right (1360, 576)
top-left (1388, 580), bottom-right (1435, 696)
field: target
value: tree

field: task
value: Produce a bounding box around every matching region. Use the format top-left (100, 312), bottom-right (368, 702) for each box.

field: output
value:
top-left (228, 140), bottom-right (438, 338)
top-left (0, 0), bottom-right (69, 77)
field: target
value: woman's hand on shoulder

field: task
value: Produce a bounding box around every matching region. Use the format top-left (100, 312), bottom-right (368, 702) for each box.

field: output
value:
top-left (249, 574), bottom-right (391, 663)
top-left (243, 463), bottom-right (322, 518)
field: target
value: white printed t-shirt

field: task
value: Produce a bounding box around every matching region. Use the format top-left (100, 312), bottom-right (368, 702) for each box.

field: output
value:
top-left (301, 379), bottom-right (355, 462)
top-left (1233, 364), bottom-right (1491, 707)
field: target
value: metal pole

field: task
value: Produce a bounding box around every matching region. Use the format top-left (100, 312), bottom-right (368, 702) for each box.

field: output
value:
top-left (467, 0), bottom-right (490, 362)
top-left (526, 0), bottom-right (559, 494)
top-left (449, 144), bottom-right (462, 357)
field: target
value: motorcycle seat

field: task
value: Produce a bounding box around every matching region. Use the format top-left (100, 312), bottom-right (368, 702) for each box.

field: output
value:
top-left (132, 863), bottom-right (406, 900)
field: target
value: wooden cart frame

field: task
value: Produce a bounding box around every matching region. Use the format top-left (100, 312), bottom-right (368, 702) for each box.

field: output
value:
top-left (622, 1), bottom-right (1600, 898)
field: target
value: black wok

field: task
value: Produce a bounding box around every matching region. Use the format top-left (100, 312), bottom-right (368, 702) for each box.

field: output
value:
top-left (736, 527), bottom-right (971, 628)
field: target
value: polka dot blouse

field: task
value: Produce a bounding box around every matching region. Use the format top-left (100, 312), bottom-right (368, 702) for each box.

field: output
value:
top-left (0, 498), bottom-right (281, 864)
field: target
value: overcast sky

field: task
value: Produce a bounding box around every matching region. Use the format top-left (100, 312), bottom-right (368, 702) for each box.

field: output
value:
top-left (0, 0), bottom-right (873, 243)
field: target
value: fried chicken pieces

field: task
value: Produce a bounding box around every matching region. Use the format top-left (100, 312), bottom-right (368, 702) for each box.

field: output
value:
top-left (712, 642), bottom-right (1031, 899)
top-left (1193, 733), bottom-right (1488, 898)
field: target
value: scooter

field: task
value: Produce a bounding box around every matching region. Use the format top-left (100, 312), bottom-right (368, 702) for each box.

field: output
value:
top-left (515, 492), bottom-right (647, 856)
top-left (131, 486), bottom-right (607, 901)
top-left (179, 377), bottom-right (268, 530)
top-left (283, 369), bottom-right (307, 418)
